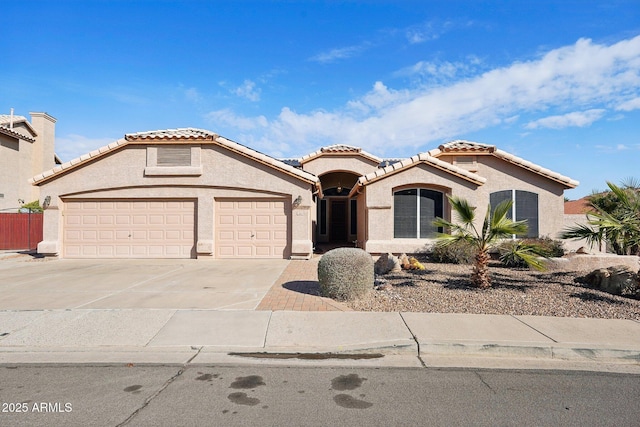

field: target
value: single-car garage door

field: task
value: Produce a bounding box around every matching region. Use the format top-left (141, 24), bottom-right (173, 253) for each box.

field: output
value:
top-left (63, 200), bottom-right (195, 258)
top-left (216, 198), bottom-right (290, 258)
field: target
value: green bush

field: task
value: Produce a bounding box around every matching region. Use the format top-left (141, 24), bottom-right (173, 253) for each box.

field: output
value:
top-left (522, 236), bottom-right (565, 258)
top-left (317, 248), bottom-right (374, 301)
top-left (429, 240), bottom-right (477, 264)
top-left (498, 241), bottom-right (536, 268)
top-left (497, 237), bottom-right (563, 270)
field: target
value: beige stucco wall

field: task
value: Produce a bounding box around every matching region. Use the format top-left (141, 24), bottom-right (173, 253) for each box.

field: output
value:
top-left (362, 154), bottom-right (571, 254)
top-left (562, 213), bottom-right (606, 254)
top-left (0, 114), bottom-right (56, 212)
top-left (440, 154), bottom-right (568, 238)
top-left (301, 155), bottom-right (379, 177)
top-left (0, 133), bottom-right (23, 211)
top-left (35, 143), bottom-right (316, 259)
top-left (362, 163), bottom-right (479, 254)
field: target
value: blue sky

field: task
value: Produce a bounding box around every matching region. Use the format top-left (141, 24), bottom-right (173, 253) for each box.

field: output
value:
top-left (3, 0), bottom-right (640, 199)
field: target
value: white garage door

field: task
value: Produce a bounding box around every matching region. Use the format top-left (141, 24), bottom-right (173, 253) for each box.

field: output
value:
top-left (215, 198), bottom-right (290, 259)
top-left (63, 200), bottom-right (195, 258)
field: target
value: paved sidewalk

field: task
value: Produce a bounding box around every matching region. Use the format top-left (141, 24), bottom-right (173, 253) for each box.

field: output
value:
top-left (256, 258), bottom-right (350, 311)
top-left (1, 309), bottom-right (639, 372)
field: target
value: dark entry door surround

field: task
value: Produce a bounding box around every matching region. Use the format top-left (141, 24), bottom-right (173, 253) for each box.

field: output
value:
top-left (329, 200), bottom-right (348, 242)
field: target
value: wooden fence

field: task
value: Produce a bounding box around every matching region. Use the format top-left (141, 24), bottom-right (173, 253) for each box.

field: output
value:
top-left (0, 212), bottom-right (44, 250)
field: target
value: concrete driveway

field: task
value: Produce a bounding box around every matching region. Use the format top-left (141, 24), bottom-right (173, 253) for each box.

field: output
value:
top-left (0, 256), bottom-right (289, 310)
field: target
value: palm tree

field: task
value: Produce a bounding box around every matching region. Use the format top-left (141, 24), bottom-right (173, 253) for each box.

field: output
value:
top-left (561, 181), bottom-right (640, 255)
top-left (433, 196), bottom-right (529, 288)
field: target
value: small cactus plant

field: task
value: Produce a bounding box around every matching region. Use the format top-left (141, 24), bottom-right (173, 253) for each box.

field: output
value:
top-left (317, 248), bottom-right (374, 301)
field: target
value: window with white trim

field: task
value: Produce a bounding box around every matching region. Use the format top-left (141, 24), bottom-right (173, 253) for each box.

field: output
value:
top-left (394, 189), bottom-right (444, 238)
top-left (489, 190), bottom-right (539, 237)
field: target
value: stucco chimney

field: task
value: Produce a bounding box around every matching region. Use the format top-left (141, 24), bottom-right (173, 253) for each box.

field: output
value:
top-left (29, 112), bottom-right (57, 176)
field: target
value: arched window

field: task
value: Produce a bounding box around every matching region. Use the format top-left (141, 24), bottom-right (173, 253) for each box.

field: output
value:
top-left (394, 189), bottom-right (443, 238)
top-left (489, 190), bottom-right (539, 237)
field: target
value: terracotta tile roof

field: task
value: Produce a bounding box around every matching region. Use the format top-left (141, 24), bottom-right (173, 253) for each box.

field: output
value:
top-left (349, 152), bottom-right (486, 196)
top-left (31, 128), bottom-right (319, 186)
top-left (564, 197), bottom-right (594, 214)
top-left (125, 128), bottom-right (218, 141)
top-left (378, 159), bottom-right (402, 168)
top-left (0, 114), bottom-right (28, 125)
top-left (429, 140), bottom-right (579, 188)
top-left (438, 140), bottom-right (495, 153)
top-left (0, 115), bottom-right (37, 142)
top-left (299, 144), bottom-right (382, 164)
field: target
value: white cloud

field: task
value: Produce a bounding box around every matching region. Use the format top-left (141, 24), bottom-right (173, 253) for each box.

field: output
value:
top-left (525, 109), bottom-right (606, 129)
top-left (406, 25), bottom-right (437, 44)
top-left (183, 87), bottom-right (201, 102)
top-left (403, 20), bottom-right (457, 45)
top-left (234, 80), bottom-right (261, 102)
top-left (220, 35), bottom-right (640, 156)
top-left (309, 44), bottom-right (367, 63)
top-left (616, 97), bottom-right (640, 111)
top-left (596, 143), bottom-right (640, 152)
top-left (205, 108), bottom-right (268, 131)
top-left (55, 134), bottom-right (117, 162)
top-left (395, 60), bottom-right (462, 79)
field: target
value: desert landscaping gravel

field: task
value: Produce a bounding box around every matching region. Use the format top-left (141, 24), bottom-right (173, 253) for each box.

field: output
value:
top-left (347, 261), bottom-right (640, 320)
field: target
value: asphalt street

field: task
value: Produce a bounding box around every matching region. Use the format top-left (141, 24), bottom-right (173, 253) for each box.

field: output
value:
top-left (1, 364), bottom-right (639, 426)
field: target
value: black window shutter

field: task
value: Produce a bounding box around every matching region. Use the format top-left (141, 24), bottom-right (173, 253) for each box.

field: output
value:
top-left (490, 190), bottom-right (513, 219)
top-left (515, 190), bottom-right (539, 237)
top-left (394, 189), bottom-right (417, 238)
top-left (419, 189), bottom-right (443, 238)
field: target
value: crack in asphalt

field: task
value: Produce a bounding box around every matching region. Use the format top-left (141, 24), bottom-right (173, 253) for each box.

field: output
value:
top-left (474, 371), bottom-right (497, 395)
top-left (116, 347), bottom-right (203, 426)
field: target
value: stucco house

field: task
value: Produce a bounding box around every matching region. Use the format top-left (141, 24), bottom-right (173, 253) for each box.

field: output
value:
top-left (0, 111), bottom-right (59, 212)
top-left (31, 128), bottom-right (578, 259)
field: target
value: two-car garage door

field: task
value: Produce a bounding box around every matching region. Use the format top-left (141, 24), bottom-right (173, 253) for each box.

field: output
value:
top-left (62, 198), bottom-right (291, 259)
top-left (63, 200), bottom-right (195, 258)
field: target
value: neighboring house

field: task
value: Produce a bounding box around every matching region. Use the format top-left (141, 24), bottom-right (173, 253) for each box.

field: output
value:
top-left (31, 128), bottom-right (579, 259)
top-left (0, 111), bottom-right (59, 212)
top-left (563, 196), bottom-right (606, 253)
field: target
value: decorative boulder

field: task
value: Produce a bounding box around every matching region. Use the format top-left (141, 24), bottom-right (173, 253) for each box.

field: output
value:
top-left (576, 265), bottom-right (639, 298)
top-left (390, 256), bottom-right (402, 272)
top-left (374, 253), bottom-right (401, 275)
top-left (318, 248), bottom-right (374, 301)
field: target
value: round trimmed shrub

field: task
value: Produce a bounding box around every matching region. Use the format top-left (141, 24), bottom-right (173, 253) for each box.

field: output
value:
top-left (317, 248), bottom-right (374, 301)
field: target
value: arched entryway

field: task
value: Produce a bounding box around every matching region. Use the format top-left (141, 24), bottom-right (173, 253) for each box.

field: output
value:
top-left (317, 171), bottom-right (360, 246)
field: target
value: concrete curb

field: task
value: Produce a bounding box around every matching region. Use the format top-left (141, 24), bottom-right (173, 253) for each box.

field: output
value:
top-left (1, 310), bottom-right (639, 370)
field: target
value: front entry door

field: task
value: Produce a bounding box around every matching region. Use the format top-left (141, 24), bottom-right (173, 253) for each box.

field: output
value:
top-left (330, 200), bottom-right (348, 242)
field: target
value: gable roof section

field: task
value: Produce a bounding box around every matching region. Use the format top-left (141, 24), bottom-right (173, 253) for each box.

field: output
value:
top-left (0, 115), bottom-right (37, 142)
top-left (299, 144), bottom-right (382, 165)
top-left (30, 128), bottom-right (319, 186)
top-left (350, 152), bottom-right (486, 196)
top-left (430, 140), bottom-right (579, 188)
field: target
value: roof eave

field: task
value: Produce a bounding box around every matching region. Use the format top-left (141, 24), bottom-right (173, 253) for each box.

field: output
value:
top-left (356, 155), bottom-right (486, 189)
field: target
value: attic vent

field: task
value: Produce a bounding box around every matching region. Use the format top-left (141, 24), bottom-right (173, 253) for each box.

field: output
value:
top-left (454, 156), bottom-right (477, 172)
top-left (157, 146), bottom-right (191, 166)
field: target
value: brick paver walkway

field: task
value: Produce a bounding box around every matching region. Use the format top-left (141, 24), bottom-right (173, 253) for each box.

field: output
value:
top-left (256, 258), bottom-right (351, 311)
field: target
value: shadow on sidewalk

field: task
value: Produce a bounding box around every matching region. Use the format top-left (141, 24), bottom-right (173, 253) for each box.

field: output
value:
top-left (282, 280), bottom-right (321, 296)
